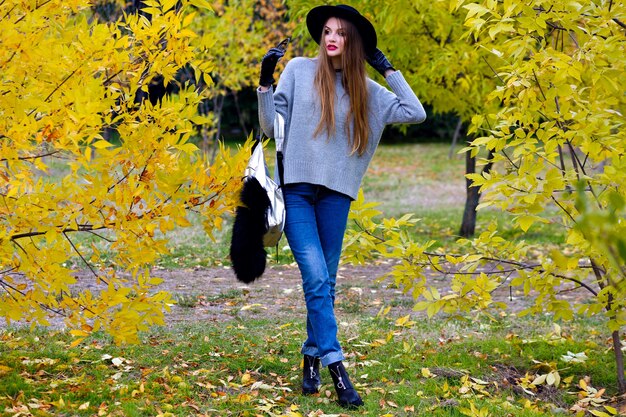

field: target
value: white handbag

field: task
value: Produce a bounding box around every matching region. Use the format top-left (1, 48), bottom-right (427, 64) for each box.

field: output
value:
top-left (244, 113), bottom-right (286, 247)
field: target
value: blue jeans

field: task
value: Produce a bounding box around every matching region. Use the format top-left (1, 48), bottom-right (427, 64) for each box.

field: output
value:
top-left (283, 183), bottom-right (352, 367)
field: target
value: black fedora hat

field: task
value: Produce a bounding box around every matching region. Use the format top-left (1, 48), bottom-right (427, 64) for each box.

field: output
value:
top-left (306, 4), bottom-right (377, 55)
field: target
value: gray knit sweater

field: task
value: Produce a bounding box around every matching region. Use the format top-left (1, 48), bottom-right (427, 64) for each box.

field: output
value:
top-left (257, 57), bottom-right (426, 200)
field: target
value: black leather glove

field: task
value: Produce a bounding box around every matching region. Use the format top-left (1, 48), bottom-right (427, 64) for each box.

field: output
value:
top-left (366, 48), bottom-right (395, 77)
top-left (259, 47), bottom-right (285, 87)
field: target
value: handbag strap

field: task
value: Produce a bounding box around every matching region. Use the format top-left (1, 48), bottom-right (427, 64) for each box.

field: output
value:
top-left (274, 113), bottom-right (286, 187)
top-left (274, 113), bottom-right (285, 153)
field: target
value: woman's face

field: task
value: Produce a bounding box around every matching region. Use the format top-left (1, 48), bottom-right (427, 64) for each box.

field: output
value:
top-left (322, 17), bottom-right (346, 61)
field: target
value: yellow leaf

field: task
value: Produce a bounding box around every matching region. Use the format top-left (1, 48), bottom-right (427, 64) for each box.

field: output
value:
top-left (532, 374), bottom-right (547, 385)
top-left (70, 329), bottom-right (90, 337)
top-left (51, 396), bottom-right (66, 408)
top-left (241, 372), bottom-right (251, 384)
top-left (377, 305), bottom-right (391, 318)
top-left (395, 314), bottom-right (415, 327)
top-left (603, 405), bottom-right (617, 415)
top-left (188, 0), bottom-right (213, 10)
top-left (182, 11), bottom-right (196, 28)
top-left (92, 140), bottom-right (114, 149)
top-left (69, 337), bottom-right (85, 348)
top-left (517, 215), bottom-right (535, 232)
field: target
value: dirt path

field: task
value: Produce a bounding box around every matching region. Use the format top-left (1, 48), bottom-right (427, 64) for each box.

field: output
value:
top-left (139, 261), bottom-right (553, 327)
top-left (3, 260), bottom-right (590, 330)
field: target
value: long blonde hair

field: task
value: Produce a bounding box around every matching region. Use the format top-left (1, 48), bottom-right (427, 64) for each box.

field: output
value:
top-left (313, 18), bottom-right (369, 156)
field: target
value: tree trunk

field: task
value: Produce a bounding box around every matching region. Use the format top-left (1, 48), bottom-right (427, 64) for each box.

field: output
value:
top-left (593, 259), bottom-right (626, 394)
top-left (210, 95), bottom-right (225, 163)
top-left (199, 99), bottom-right (211, 154)
top-left (231, 90), bottom-right (249, 139)
top-left (448, 117), bottom-right (464, 159)
top-left (459, 150), bottom-right (479, 237)
top-left (612, 329), bottom-right (626, 394)
top-left (459, 147), bottom-right (494, 238)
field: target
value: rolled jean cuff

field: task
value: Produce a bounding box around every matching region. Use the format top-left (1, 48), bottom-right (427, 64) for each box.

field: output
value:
top-left (301, 345), bottom-right (319, 358)
top-left (320, 350), bottom-right (344, 368)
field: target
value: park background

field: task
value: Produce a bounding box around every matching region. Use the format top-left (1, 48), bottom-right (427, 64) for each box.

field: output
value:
top-left (0, 0), bottom-right (625, 416)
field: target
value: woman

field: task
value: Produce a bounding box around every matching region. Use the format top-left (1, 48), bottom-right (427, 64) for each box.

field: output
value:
top-left (257, 4), bottom-right (426, 408)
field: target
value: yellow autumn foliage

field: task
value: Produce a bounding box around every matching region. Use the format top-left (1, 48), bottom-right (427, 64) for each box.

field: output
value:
top-left (0, 0), bottom-right (251, 343)
top-left (342, 0), bottom-right (625, 391)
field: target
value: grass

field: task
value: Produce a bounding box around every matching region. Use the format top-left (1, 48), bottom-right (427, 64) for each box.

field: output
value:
top-left (0, 313), bottom-right (618, 416)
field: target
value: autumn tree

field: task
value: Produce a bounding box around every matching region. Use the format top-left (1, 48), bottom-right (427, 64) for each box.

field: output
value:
top-left (342, 0), bottom-right (626, 395)
top-left (0, 0), bottom-right (251, 344)
top-left (461, 0), bottom-right (626, 392)
top-left (189, 0), bottom-right (295, 156)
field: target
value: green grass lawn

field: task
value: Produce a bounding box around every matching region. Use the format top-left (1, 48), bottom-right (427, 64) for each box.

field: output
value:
top-left (0, 313), bottom-right (617, 416)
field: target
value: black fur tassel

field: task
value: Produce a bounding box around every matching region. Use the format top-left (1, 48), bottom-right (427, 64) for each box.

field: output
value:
top-left (230, 176), bottom-right (271, 283)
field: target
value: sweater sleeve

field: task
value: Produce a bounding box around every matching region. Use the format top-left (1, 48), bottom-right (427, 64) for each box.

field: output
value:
top-left (374, 71), bottom-right (426, 125)
top-left (257, 86), bottom-right (276, 138)
top-left (257, 60), bottom-right (294, 138)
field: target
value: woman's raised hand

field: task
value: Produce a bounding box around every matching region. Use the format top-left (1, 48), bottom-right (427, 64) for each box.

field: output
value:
top-left (366, 48), bottom-right (395, 77)
top-left (259, 47), bottom-right (286, 87)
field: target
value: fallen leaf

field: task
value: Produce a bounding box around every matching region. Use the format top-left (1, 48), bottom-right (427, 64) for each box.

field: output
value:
top-left (241, 372), bottom-right (252, 384)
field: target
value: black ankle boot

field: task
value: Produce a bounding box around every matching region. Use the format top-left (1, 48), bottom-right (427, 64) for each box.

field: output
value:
top-left (328, 361), bottom-right (363, 408)
top-left (302, 355), bottom-right (321, 394)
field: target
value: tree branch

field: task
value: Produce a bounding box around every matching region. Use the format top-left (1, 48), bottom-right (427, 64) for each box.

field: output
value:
top-left (349, 218), bottom-right (600, 297)
top-left (0, 276), bottom-right (66, 317)
top-left (107, 166), bottom-right (136, 193)
top-left (551, 195), bottom-right (577, 224)
top-left (63, 231), bottom-right (108, 285)
top-left (482, 56), bottom-right (506, 85)
top-left (87, 230), bottom-right (115, 243)
top-left (13, 0), bottom-right (52, 24)
top-left (10, 224), bottom-right (107, 241)
top-left (613, 18), bottom-right (626, 29)
top-left (2, 4), bottom-right (17, 21)
top-left (532, 70), bottom-right (547, 101)
top-left (422, 251), bottom-right (600, 296)
top-left (0, 50), bottom-right (17, 68)
top-left (565, 139), bottom-right (602, 207)
top-left (0, 267), bottom-right (17, 276)
top-left (27, 55), bottom-right (91, 117)
top-left (0, 150), bottom-right (60, 163)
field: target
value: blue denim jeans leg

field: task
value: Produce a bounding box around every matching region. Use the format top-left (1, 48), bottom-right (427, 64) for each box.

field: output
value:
top-left (283, 183), bottom-right (352, 367)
